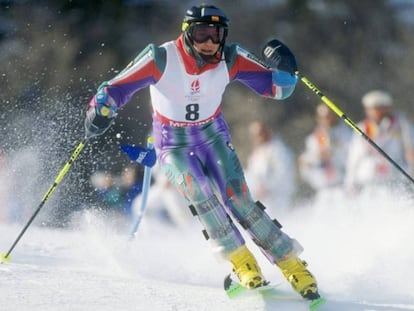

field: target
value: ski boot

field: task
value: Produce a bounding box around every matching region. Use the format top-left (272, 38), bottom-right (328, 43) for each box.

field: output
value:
top-left (227, 245), bottom-right (265, 289)
top-left (277, 256), bottom-right (320, 300)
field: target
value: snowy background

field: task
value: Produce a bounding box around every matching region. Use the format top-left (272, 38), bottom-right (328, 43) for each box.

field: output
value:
top-left (2, 183), bottom-right (414, 310)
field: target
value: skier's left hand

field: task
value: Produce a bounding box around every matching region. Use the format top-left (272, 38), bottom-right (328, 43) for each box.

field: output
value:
top-left (120, 145), bottom-right (157, 167)
top-left (262, 39), bottom-right (298, 74)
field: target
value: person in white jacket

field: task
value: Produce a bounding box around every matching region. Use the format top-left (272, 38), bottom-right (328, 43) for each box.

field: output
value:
top-left (298, 104), bottom-right (352, 201)
top-left (344, 90), bottom-right (414, 194)
top-left (245, 121), bottom-right (296, 215)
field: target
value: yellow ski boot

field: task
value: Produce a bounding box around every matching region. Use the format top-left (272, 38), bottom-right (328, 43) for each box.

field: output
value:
top-left (227, 245), bottom-right (265, 289)
top-left (277, 256), bottom-right (320, 300)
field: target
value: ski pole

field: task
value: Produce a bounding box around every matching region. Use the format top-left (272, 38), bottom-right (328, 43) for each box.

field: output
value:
top-left (129, 136), bottom-right (154, 239)
top-left (0, 138), bottom-right (88, 263)
top-left (296, 71), bottom-right (414, 185)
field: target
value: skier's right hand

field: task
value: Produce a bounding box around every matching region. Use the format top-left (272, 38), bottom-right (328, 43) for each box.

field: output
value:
top-left (92, 90), bottom-right (118, 118)
top-left (84, 89), bottom-right (118, 138)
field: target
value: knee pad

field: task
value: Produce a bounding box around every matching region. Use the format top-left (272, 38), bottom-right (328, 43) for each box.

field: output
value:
top-left (189, 195), bottom-right (244, 257)
top-left (238, 201), bottom-right (302, 262)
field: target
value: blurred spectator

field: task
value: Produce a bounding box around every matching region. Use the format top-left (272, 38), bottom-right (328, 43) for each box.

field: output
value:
top-left (119, 165), bottom-right (142, 217)
top-left (344, 90), bottom-right (414, 194)
top-left (90, 170), bottom-right (123, 209)
top-left (90, 167), bottom-right (142, 217)
top-left (131, 163), bottom-right (192, 226)
top-left (244, 121), bottom-right (296, 215)
top-left (298, 104), bottom-right (352, 200)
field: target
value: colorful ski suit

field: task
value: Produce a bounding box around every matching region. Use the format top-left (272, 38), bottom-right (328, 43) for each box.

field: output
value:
top-left (92, 34), bottom-right (301, 262)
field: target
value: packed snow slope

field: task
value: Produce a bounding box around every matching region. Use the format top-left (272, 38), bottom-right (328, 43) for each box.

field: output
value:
top-left (1, 187), bottom-right (414, 311)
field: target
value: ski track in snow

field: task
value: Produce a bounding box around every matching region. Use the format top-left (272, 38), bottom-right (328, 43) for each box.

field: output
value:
top-left (1, 188), bottom-right (414, 311)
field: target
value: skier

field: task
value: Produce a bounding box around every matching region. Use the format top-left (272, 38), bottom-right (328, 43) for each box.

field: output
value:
top-left (84, 4), bottom-right (319, 300)
top-left (345, 90), bottom-right (414, 194)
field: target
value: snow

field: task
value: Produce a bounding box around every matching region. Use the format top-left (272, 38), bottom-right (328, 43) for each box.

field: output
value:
top-left (2, 187), bottom-right (414, 310)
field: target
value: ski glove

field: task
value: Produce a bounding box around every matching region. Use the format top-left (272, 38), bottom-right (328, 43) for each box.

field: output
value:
top-left (93, 90), bottom-right (118, 118)
top-left (262, 39), bottom-right (298, 74)
top-left (120, 145), bottom-right (157, 168)
top-left (84, 90), bottom-right (118, 138)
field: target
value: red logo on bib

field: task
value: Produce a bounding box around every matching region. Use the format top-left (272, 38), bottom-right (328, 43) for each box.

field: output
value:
top-left (190, 79), bottom-right (200, 92)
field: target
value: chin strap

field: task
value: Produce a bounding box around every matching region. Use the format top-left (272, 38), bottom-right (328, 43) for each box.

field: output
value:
top-left (201, 50), bottom-right (224, 65)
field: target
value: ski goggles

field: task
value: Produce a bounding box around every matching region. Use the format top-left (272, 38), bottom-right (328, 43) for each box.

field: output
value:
top-left (189, 23), bottom-right (227, 44)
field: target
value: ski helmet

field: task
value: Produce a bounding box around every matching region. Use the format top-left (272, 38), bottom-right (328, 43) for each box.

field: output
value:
top-left (182, 4), bottom-right (229, 31)
top-left (181, 4), bottom-right (229, 64)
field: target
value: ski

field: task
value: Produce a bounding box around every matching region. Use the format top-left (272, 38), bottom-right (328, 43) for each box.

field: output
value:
top-left (224, 273), bottom-right (326, 310)
top-left (224, 273), bottom-right (283, 299)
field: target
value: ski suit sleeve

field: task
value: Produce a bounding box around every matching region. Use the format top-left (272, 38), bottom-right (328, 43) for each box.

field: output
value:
top-left (93, 43), bottom-right (166, 109)
top-left (225, 43), bottom-right (297, 100)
